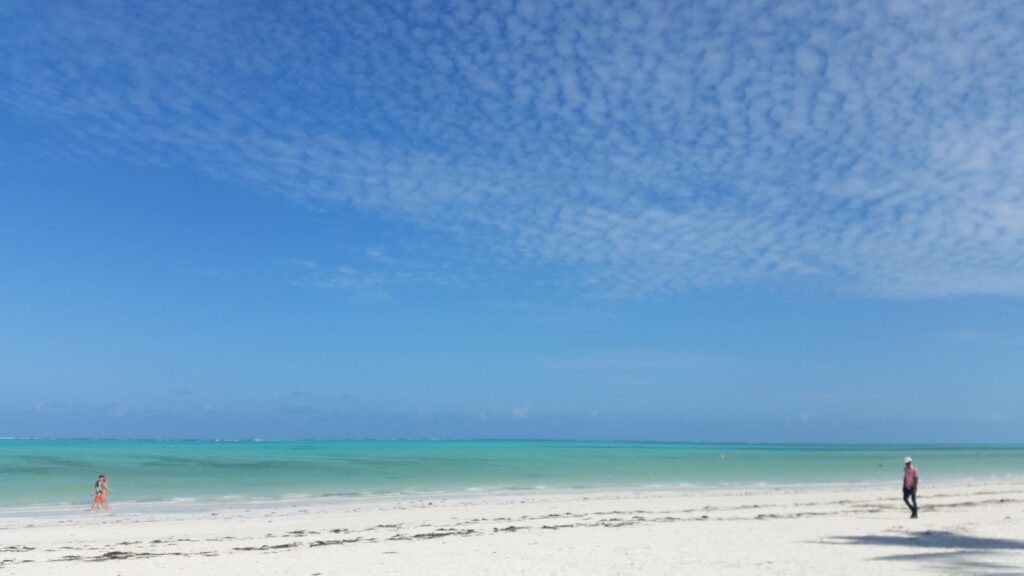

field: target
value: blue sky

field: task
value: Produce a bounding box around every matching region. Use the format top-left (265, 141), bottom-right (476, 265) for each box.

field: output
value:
top-left (1, 0), bottom-right (1022, 442)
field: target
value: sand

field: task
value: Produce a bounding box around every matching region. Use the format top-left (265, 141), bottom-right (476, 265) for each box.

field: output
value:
top-left (2, 480), bottom-right (1022, 575)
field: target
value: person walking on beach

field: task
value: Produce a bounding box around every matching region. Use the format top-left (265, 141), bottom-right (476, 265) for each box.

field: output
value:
top-left (90, 475), bottom-right (110, 512)
top-left (902, 457), bottom-right (919, 518)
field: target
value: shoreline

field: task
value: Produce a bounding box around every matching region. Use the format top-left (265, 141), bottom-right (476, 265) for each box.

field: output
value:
top-left (4, 473), bottom-right (1024, 517)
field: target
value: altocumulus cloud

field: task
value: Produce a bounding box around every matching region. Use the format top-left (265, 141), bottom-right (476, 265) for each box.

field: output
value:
top-left (2, 0), bottom-right (1023, 298)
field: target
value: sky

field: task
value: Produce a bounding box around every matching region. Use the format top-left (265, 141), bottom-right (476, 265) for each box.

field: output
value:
top-left (1, 0), bottom-right (1022, 442)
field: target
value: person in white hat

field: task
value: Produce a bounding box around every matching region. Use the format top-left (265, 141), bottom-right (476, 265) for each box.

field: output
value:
top-left (902, 457), bottom-right (919, 518)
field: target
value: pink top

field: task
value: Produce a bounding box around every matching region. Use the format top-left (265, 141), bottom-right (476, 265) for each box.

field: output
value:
top-left (904, 464), bottom-right (919, 488)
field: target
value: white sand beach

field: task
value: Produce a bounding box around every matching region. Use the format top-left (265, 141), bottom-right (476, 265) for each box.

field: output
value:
top-left (2, 480), bottom-right (1022, 575)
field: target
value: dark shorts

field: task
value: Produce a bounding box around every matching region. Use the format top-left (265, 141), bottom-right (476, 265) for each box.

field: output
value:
top-left (903, 486), bottom-right (917, 497)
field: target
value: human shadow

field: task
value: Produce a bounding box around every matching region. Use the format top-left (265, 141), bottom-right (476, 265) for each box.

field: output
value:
top-left (832, 531), bottom-right (1024, 551)
top-left (827, 531), bottom-right (1024, 575)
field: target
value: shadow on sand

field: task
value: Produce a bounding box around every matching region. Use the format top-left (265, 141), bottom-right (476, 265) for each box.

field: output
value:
top-left (828, 531), bottom-right (1024, 575)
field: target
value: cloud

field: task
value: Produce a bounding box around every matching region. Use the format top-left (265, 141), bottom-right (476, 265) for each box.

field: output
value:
top-left (176, 267), bottom-right (236, 280)
top-left (291, 265), bottom-right (390, 298)
top-left (283, 247), bottom-right (471, 297)
top-left (2, 0), bottom-right (1023, 298)
top-left (199, 404), bottom-right (222, 418)
top-left (540, 350), bottom-right (697, 373)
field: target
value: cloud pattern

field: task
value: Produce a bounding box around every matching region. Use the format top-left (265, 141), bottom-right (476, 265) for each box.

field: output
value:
top-left (2, 0), bottom-right (1023, 297)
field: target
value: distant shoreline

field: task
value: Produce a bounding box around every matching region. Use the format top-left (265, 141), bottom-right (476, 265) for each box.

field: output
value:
top-left (4, 437), bottom-right (1024, 446)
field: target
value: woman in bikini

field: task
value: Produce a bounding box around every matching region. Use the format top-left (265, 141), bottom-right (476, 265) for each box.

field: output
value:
top-left (90, 475), bottom-right (110, 512)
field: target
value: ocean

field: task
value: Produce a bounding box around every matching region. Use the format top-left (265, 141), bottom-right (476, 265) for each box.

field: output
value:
top-left (3, 439), bottom-right (1024, 507)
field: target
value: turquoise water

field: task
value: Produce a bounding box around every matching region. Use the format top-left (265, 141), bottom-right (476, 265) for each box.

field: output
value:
top-left (2, 440), bottom-right (1024, 507)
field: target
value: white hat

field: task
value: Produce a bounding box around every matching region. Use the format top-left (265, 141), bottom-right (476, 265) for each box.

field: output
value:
top-left (904, 456), bottom-right (913, 464)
